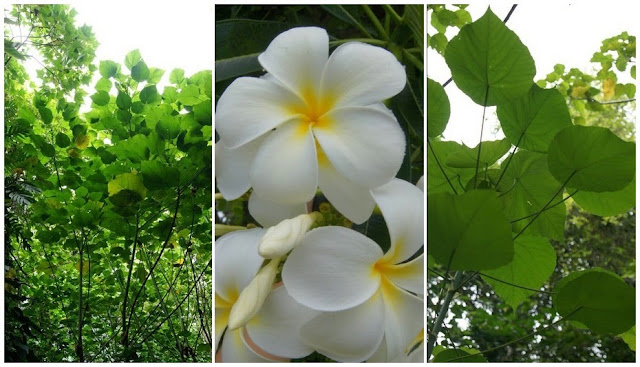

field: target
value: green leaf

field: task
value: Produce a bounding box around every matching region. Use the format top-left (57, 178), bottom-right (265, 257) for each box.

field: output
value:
top-left (482, 235), bottom-right (556, 310)
top-left (427, 140), bottom-right (474, 195)
top-left (428, 190), bottom-right (514, 271)
top-left (140, 85), bottom-right (159, 104)
top-left (155, 116), bottom-right (181, 140)
top-left (403, 5), bottom-right (424, 50)
top-left (429, 33), bottom-right (448, 55)
top-left (497, 85), bottom-right (572, 152)
top-left (445, 139), bottom-right (511, 169)
top-left (55, 132), bottom-right (71, 148)
top-left (572, 177), bottom-right (635, 217)
top-left (95, 77), bottom-right (112, 92)
top-left (169, 68), bottom-right (185, 84)
top-left (194, 100), bottom-right (212, 125)
top-left (619, 326), bottom-right (635, 351)
top-left (444, 7), bottom-right (535, 106)
top-left (554, 268), bottom-right (635, 334)
top-left (108, 173), bottom-right (147, 206)
top-left (178, 85), bottom-right (202, 106)
top-left (99, 60), bottom-right (118, 78)
top-left (38, 106), bottom-right (53, 124)
top-left (124, 49), bottom-right (142, 70)
top-left (147, 67), bottom-right (165, 84)
top-left (432, 347), bottom-right (487, 362)
top-left (131, 60), bottom-right (150, 82)
top-left (141, 160), bottom-right (180, 190)
top-left (499, 151), bottom-right (566, 241)
top-left (215, 53), bottom-right (261, 82)
top-left (91, 91), bottom-right (110, 106)
top-left (116, 91), bottom-right (132, 110)
top-left (547, 125), bottom-right (635, 192)
top-left (41, 143), bottom-right (55, 158)
top-left (427, 78), bottom-right (450, 138)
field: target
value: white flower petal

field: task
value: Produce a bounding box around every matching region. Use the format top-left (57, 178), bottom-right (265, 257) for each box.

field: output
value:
top-left (371, 179), bottom-right (424, 264)
top-left (380, 278), bottom-right (424, 361)
top-left (248, 191), bottom-right (307, 228)
top-left (416, 175), bottom-right (424, 192)
top-left (246, 285), bottom-right (319, 358)
top-left (215, 77), bottom-right (303, 149)
top-left (367, 335), bottom-right (388, 362)
top-left (258, 27), bottom-right (328, 98)
top-left (300, 292), bottom-right (385, 362)
top-left (250, 121), bottom-right (318, 205)
top-left (219, 328), bottom-right (277, 362)
top-left (317, 147), bottom-right (375, 224)
top-left (320, 42), bottom-right (406, 108)
top-left (215, 303), bottom-right (230, 350)
top-left (313, 106), bottom-right (405, 189)
top-left (215, 229), bottom-right (265, 302)
top-left (282, 226), bottom-right (383, 312)
top-left (215, 135), bottom-right (266, 200)
top-left (384, 254), bottom-right (424, 295)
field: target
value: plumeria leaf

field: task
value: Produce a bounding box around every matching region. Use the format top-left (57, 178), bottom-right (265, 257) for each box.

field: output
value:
top-left (445, 139), bottom-right (511, 169)
top-left (572, 177), bottom-right (635, 217)
top-left (427, 78), bottom-right (450, 138)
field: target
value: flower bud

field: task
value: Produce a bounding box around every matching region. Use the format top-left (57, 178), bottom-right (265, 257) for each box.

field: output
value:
top-left (227, 257), bottom-right (281, 330)
top-left (258, 212), bottom-right (321, 259)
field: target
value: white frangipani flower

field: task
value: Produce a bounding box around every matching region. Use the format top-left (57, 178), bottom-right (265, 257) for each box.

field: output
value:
top-left (282, 179), bottom-right (424, 362)
top-left (215, 229), bottom-right (317, 362)
top-left (259, 212), bottom-right (322, 259)
top-left (215, 26), bottom-right (407, 224)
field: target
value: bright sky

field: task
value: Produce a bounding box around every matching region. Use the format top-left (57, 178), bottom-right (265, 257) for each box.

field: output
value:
top-left (427, 3), bottom-right (639, 146)
top-left (17, 1), bottom-right (213, 105)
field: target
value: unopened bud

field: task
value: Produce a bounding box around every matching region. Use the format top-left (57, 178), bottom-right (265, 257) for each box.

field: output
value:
top-left (258, 212), bottom-right (321, 259)
top-left (227, 257), bottom-right (281, 330)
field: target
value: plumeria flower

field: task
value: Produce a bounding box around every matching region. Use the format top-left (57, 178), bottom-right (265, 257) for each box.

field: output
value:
top-left (215, 229), bottom-right (318, 362)
top-left (282, 179), bottom-right (424, 362)
top-left (215, 26), bottom-right (407, 224)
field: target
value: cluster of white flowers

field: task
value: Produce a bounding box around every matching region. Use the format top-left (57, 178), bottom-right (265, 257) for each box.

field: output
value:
top-left (215, 27), bottom-right (424, 363)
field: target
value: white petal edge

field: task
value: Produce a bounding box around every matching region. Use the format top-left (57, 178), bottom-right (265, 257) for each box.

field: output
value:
top-left (215, 228), bottom-right (265, 303)
top-left (215, 135), bottom-right (266, 200)
top-left (215, 77), bottom-right (303, 149)
top-left (385, 254), bottom-right (424, 295)
top-left (258, 27), bottom-right (329, 99)
top-left (250, 120), bottom-right (318, 205)
top-left (416, 175), bottom-right (424, 192)
top-left (300, 292), bottom-right (385, 362)
top-left (313, 106), bottom-right (405, 189)
top-left (215, 305), bottom-right (230, 352)
top-left (282, 226), bottom-right (383, 312)
top-left (371, 178), bottom-right (424, 264)
top-left (320, 42), bottom-right (406, 108)
top-left (380, 278), bottom-right (424, 361)
top-left (246, 284), bottom-right (319, 358)
top-left (248, 191), bottom-right (308, 228)
top-left (317, 146), bottom-right (375, 224)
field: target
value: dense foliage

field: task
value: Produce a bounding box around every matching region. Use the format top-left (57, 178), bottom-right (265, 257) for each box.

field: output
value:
top-left (5, 5), bottom-right (212, 362)
top-left (427, 5), bottom-right (635, 362)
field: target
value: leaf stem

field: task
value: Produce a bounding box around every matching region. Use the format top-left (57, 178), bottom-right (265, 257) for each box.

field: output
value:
top-left (362, 5), bottom-right (388, 40)
top-left (427, 271), bottom-right (464, 359)
top-left (513, 171), bottom-right (575, 240)
top-left (402, 49), bottom-right (424, 71)
top-left (510, 189), bottom-right (578, 223)
top-left (427, 138), bottom-right (458, 194)
top-left (336, 5), bottom-right (373, 39)
top-left (382, 4), bottom-right (403, 24)
top-left (329, 38), bottom-right (387, 47)
top-left (473, 85), bottom-right (490, 189)
top-left (479, 272), bottom-right (556, 294)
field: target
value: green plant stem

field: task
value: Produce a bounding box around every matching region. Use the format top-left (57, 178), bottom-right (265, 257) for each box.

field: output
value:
top-left (494, 131), bottom-right (525, 188)
top-left (382, 4), bottom-right (403, 24)
top-left (510, 189), bottom-right (578, 223)
top-left (362, 5), bottom-right (388, 40)
top-left (441, 306), bottom-right (583, 362)
top-left (452, 271), bottom-right (479, 293)
top-left (478, 272), bottom-right (556, 294)
top-left (474, 86), bottom-right (490, 189)
top-left (427, 267), bottom-right (446, 279)
top-left (402, 49), bottom-right (424, 71)
top-left (427, 271), bottom-right (464, 359)
top-left (427, 138), bottom-right (458, 194)
top-left (121, 211), bottom-right (140, 348)
top-left (513, 171), bottom-right (575, 240)
top-left (329, 38), bottom-right (387, 47)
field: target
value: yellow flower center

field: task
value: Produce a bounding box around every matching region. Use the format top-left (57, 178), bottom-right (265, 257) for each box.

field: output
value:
top-left (289, 86), bottom-right (335, 136)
